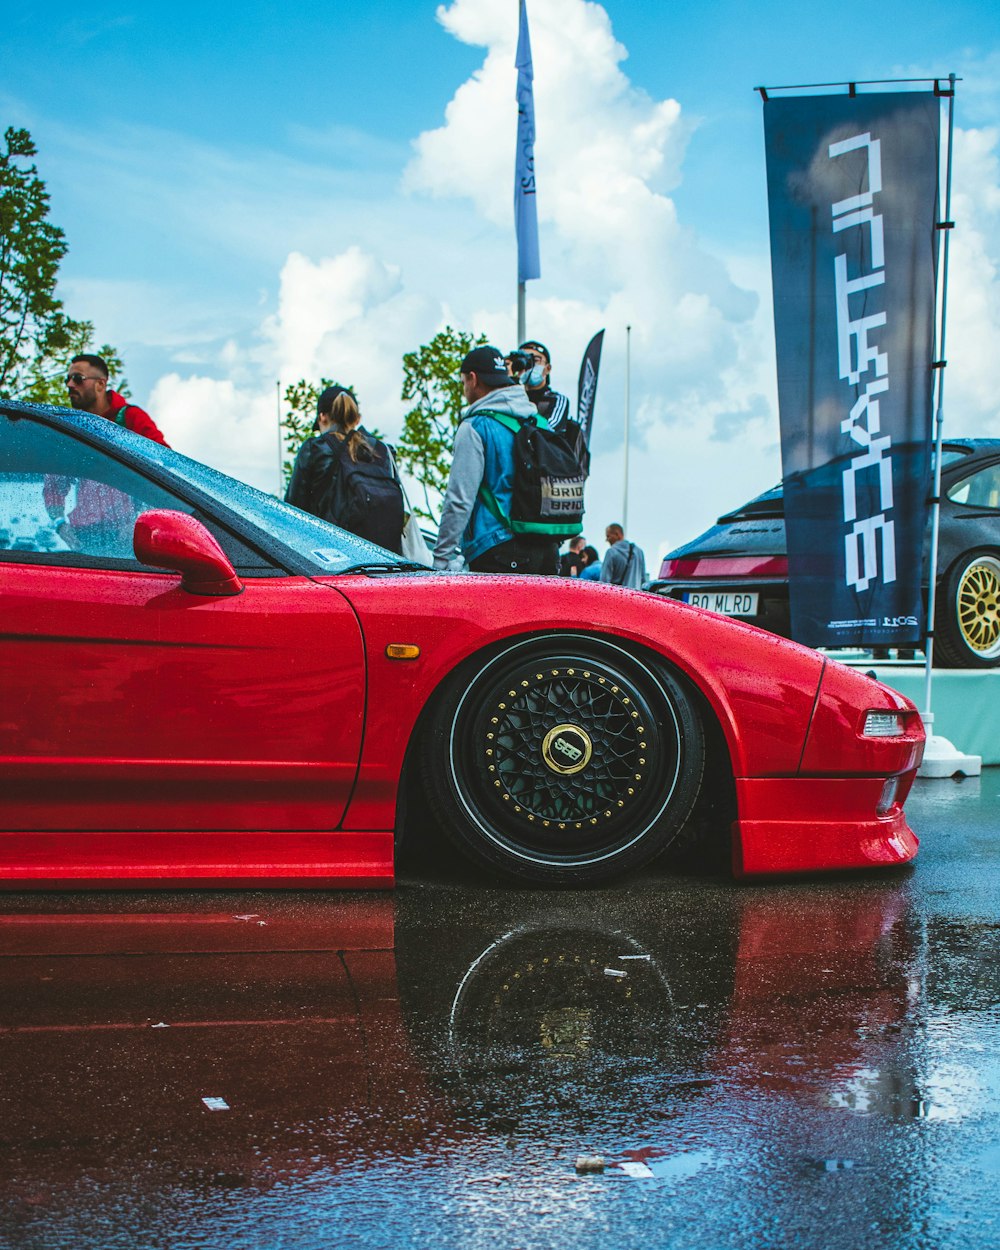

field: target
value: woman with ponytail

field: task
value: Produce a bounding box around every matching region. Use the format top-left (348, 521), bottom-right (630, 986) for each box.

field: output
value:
top-left (285, 384), bottom-right (404, 553)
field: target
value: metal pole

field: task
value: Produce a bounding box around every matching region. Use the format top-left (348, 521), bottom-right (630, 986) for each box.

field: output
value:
top-left (276, 379), bottom-right (283, 496)
top-left (623, 324), bottom-right (631, 533)
top-left (516, 0), bottom-right (526, 347)
top-left (923, 74), bottom-right (957, 721)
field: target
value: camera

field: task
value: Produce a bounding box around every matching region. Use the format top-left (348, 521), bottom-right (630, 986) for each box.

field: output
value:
top-left (505, 350), bottom-right (534, 375)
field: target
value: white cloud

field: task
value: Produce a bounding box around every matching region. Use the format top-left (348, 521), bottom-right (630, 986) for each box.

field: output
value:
top-left (151, 372), bottom-right (279, 490)
top-left (398, 0), bottom-right (769, 558)
top-left (945, 126), bottom-right (1000, 432)
top-left (129, 0), bottom-right (775, 558)
top-left (151, 246), bottom-right (440, 495)
top-left (260, 247), bottom-right (435, 423)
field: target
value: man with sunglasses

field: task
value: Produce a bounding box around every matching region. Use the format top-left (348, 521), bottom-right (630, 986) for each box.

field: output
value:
top-left (66, 354), bottom-right (167, 445)
top-left (43, 355), bottom-right (167, 553)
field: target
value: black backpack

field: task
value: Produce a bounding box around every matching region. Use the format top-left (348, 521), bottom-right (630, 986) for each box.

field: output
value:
top-left (320, 433), bottom-right (405, 554)
top-left (478, 410), bottom-right (587, 538)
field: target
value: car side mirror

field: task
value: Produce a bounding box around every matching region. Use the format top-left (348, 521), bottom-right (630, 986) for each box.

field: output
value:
top-left (133, 510), bottom-right (243, 597)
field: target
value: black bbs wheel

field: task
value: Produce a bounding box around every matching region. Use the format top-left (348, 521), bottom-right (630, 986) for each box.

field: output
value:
top-left (421, 636), bottom-right (705, 885)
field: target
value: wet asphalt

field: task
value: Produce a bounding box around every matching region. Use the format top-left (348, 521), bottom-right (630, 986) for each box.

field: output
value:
top-left (1, 775), bottom-right (1000, 1250)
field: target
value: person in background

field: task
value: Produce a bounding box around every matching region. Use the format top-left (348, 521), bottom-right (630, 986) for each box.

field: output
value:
top-left (578, 544), bottom-right (602, 581)
top-left (516, 339), bottom-right (590, 498)
top-left (600, 523), bottom-right (647, 589)
top-left (285, 384), bottom-right (403, 553)
top-left (433, 345), bottom-right (558, 575)
top-left (559, 534), bottom-right (587, 576)
top-left (43, 355), bottom-right (167, 553)
top-left (516, 340), bottom-right (571, 431)
top-left (65, 354), bottom-right (167, 444)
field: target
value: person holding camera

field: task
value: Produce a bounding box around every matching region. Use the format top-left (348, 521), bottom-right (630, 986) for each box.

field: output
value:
top-left (514, 339), bottom-right (590, 491)
top-left (432, 346), bottom-right (560, 575)
top-left (514, 340), bottom-right (571, 431)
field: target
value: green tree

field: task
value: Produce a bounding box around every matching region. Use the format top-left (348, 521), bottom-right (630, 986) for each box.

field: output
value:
top-left (395, 326), bottom-right (487, 520)
top-left (0, 127), bottom-right (66, 398)
top-left (0, 125), bottom-right (127, 403)
top-left (22, 322), bottom-right (127, 406)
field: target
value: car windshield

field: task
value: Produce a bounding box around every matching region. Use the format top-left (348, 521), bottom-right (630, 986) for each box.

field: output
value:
top-left (718, 485), bottom-right (785, 522)
top-left (16, 406), bottom-right (425, 575)
top-left (137, 439), bottom-right (425, 574)
top-left (940, 447), bottom-right (972, 468)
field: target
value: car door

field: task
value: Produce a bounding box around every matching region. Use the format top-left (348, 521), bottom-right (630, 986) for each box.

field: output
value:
top-left (0, 413), bottom-right (366, 834)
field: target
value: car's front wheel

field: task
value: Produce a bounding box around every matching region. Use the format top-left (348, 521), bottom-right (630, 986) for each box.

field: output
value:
top-left (936, 550), bottom-right (1000, 668)
top-left (420, 636), bottom-right (706, 885)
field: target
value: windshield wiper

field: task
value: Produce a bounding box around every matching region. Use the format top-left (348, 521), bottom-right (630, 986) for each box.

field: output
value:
top-left (339, 562), bottom-right (430, 575)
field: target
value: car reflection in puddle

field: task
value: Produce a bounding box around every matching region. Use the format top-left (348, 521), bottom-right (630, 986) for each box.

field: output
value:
top-left (2, 876), bottom-right (999, 1248)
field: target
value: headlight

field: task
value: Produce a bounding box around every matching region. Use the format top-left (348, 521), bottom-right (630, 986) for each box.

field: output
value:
top-left (863, 711), bottom-right (905, 738)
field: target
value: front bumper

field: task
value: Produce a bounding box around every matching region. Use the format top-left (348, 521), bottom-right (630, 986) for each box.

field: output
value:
top-left (732, 774), bottom-right (919, 877)
top-left (732, 659), bottom-right (924, 877)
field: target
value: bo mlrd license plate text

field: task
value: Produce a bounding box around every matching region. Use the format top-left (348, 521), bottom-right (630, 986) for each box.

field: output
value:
top-left (683, 591), bottom-right (759, 617)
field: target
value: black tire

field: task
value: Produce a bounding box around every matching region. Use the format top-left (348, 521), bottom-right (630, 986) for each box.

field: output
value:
top-left (420, 635), bottom-right (706, 885)
top-left (935, 550), bottom-right (1000, 668)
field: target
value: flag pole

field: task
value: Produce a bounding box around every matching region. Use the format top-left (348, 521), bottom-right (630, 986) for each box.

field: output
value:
top-left (922, 73), bottom-right (956, 716)
top-left (623, 324), bottom-right (631, 533)
top-left (917, 73), bottom-right (979, 777)
top-left (276, 379), bottom-right (283, 496)
top-left (514, 0), bottom-right (539, 343)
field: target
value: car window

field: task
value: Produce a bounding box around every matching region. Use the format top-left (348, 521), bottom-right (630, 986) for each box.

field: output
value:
top-left (947, 464), bottom-right (1000, 510)
top-left (0, 416), bottom-right (195, 565)
top-left (0, 413), bottom-right (286, 573)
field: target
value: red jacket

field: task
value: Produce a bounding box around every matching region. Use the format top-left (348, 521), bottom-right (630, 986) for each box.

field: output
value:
top-left (104, 389), bottom-right (168, 445)
top-left (43, 391), bottom-right (169, 531)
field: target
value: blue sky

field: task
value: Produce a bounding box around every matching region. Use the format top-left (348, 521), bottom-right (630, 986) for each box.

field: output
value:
top-left (4, 0), bottom-right (1000, 561)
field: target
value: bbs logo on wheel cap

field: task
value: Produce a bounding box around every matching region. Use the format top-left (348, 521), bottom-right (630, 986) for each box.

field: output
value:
top-left (541, 724), bottom-right (593, 775)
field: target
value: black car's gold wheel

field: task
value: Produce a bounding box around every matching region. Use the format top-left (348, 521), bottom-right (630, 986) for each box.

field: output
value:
top-left (421, 636), bottom-right (705, 884)
top-left (937, 551), bottom-right (1000, 668)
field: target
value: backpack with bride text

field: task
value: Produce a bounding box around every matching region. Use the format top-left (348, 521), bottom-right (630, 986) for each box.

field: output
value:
top-left (477, 410), bottom-right (587, 538)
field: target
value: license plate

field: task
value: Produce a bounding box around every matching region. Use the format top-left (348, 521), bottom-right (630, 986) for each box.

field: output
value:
top-left (682, 590), bottom-right (759, 617)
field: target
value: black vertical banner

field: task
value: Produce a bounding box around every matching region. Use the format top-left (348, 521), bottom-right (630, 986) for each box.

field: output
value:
top-left (577, 329), bottom-right (604, 445)
top-left (763, 92), bottom-right (940, 648)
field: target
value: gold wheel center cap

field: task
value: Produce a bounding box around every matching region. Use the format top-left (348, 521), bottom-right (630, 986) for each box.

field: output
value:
top-left (541, 724), bottom-right (593, 775)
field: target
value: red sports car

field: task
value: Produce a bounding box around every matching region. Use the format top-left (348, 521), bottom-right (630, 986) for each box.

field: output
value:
top-left (0, 401), bottom-right (925, 888)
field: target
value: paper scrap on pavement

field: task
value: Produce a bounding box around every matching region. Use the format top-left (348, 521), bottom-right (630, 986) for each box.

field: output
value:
top-left (619, 1161), bottom-right (655, 1178)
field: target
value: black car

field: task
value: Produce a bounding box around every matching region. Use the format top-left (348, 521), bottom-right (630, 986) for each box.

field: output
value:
top-left (649, 439), bottom-right (1000, 668)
